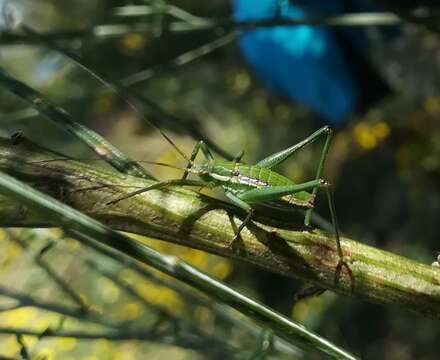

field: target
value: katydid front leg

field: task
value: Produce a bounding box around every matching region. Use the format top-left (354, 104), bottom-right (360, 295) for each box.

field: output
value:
top-left (182, 140), bottom-right (214, 180)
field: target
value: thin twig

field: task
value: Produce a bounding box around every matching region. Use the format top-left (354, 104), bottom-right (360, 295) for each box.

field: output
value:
top-left (0, 12), bottom-right (413, 45)
top-left (69, 229), bottom-right (300, 356)
top-left (0, 136), bottom-right (439, 322)
top-left (0, 327), bottom-right (242, 358)
top-left (0, 286), bottom-right (115, 329)
top-left (18, 25), bottom-right (234, 161)
top-left (0, 67), bottom-right (152, 179)
top-left (6, 231), bottom-right (88, 311)
top-left (121, 33), bottom-right (235, 86)
top-left (83, 258), bottom-right (240, 358)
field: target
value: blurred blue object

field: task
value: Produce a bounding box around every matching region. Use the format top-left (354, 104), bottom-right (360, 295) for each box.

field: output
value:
top-left (232, 0), bottom-right (391, 125)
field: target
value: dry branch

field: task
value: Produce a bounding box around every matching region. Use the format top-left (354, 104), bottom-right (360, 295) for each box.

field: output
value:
top-left (0, 136), bottom-right (439, 318)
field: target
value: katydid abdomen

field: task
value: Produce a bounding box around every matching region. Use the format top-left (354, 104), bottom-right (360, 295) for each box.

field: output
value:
top-left (208, 161), bottom-right (315, 208)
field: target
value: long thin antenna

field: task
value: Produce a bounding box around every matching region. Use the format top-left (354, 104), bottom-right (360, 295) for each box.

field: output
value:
top-left (21, 25), bottom-right (191, 162)
top-left (124, 160), bottom-right (188, 171)
top-left (28, 157), bottom-right (188, 171)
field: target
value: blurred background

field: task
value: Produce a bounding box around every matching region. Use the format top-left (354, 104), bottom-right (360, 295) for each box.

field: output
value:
top-left (0, 0), bottom-right (440, 358)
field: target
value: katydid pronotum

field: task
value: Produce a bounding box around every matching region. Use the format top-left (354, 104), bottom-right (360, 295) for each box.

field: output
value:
top-left (107, 125), bottom-right (344, 265)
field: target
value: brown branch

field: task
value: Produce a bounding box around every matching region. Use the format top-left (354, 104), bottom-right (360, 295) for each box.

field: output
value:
top-left (0, 136), bottom-right (439, 318)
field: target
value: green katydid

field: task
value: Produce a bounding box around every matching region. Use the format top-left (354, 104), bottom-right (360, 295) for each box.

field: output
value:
top-left (107, 125), bottom-right (344, 264)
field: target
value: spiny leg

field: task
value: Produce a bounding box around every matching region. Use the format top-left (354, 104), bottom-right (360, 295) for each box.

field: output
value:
top-left (236, 179), bottom-right (349, 285)
top-left (275, 128), bottom-right (347, 274)
top-left (238, 179), bottom-right (324, 203)
top-left (256, 126), bottom-right (332, 169)
top-left (324, 185), bottom-right (342, 260)
top-left (324, 184), bottom-right (353, 289)
top-left (304, 127), bottom-right (333, 227)
top-left (253, 126), bottom-right (334, 226)
top-left (106, 179), bottom-right (210, 205)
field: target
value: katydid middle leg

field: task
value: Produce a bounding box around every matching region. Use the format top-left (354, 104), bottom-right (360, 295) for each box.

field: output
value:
top-left (224, 191), bottom-right (254, 241)
top-left (225, 179), bottom-right (325, 240)
top-left (239, 179), bottom-right (343, 265)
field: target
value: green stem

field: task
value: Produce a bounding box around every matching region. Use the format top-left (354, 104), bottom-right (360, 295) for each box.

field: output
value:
top-left (0, 136), bottom-right (439, 321)
top-left (0, 67), bottom-right (152, 180)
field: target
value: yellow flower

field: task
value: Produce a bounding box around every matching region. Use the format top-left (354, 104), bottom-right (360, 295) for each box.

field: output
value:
top-left (291, 297), bottom-right (322, 322)
top-left (3, 307), bottom-right (38, 327)
top-left (211, 261), bottom-right (232, 280)
top-left (353, 123), bottom-right (377, 150)
top-left (372, 122), bottom-right (390, 139)
top-left (232, 72), bottom-right (251, 95)
top-left (119, 34), bottom-right (146, 55)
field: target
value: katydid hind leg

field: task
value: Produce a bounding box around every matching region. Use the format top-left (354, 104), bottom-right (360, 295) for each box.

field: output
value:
top-left (253, 126), bottom-right (334, 227)
top-left (286, 130), bottom-right (348, 272)
top-left (238, 179), bottom-right (324, 203)
top-left (235, 179), bottom-right (345, 265)
top-left (318, 184), bottom-right (352, 289)
top-left (305, 127), bottom-right (333, 227)
top-left (256, 126), bottom-right (332, 169)
top-left (225, 180), bottom-right (324, 241)
top-left (324, 186), bottom-right (343, 261)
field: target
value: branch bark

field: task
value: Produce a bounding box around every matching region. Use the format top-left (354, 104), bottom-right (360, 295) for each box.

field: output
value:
top-left (1, 136), bottom-right (439, 318)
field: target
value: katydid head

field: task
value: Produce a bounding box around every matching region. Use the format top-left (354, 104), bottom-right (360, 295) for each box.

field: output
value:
top-left (186, 158), bottom-right (214, 180)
